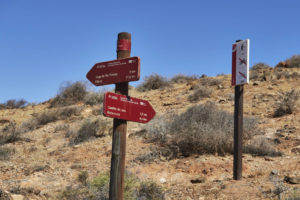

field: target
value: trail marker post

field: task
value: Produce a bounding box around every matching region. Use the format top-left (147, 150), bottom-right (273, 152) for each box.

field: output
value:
top-left (232, 39), bottom-right (249, 180)
top-left (86, 32), bottom-right (155, 200)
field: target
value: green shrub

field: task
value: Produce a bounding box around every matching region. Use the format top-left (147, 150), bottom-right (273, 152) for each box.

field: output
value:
top-left (170, 74), bottom-right (198, 83)
top-left (273, 90), bottom-right (299, 117)
top-left (58, 171), bottom-right (164, 200)
top-left (50, 81), bottom-right (87, 107)
top-left (144, 102), bottom-right (257, 157)
top-left (137, 74), bottom-right (170, 92)
top-left (188, 85), bottom-right (212, 102)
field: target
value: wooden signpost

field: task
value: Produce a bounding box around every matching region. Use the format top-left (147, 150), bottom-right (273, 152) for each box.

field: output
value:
top-left (232, 39), bottom-right (249, 180)
top-left (86, 32), bottom-right (155, 200)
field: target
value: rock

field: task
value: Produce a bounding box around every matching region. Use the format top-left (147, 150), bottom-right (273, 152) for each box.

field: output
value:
top-left (159, 177), bottom-right (166, 184)
top-left (291, 145), bottom-right (300, 154)
top-left (253, 81), bottom-right (259, 86)
top-left (0, 189), bottom-right (12, 200)
top-left (270, 170), bottom-right (279, 176)
top-left (284, 176), bottom-right (300, 184)
top-left (190, 177), bottom-right (206, 184)
top-left (10, 195), bottom-right (26, 200)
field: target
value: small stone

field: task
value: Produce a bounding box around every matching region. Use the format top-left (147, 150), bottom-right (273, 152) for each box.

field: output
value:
top-left (291, 146), bottom-right (300, 154)
top-left (191, 177), bottom-right (206, 184)
top-left (11, 194), bottom-right (25, 200)
top-left (159, 177), bottom-right (166, 184)
top-left (270, 170), bottom-right (279, 175)
top-left (253, 81), bottom-right (259, 86)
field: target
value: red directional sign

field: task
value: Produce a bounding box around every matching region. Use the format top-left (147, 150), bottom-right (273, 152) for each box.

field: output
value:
top-left (103, 92), bottom-right (155, 123)
top-left (86, 57), bottom-right (140, 86)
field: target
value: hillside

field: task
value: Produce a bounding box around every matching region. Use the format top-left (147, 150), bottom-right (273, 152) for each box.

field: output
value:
top-left (0, 64), bottom-right (300, 199)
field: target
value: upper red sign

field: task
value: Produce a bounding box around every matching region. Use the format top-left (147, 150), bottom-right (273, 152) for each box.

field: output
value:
top-left (103, 92), bottom-right (156, 123)
top-left (86, 57), bottom-right (140, 86)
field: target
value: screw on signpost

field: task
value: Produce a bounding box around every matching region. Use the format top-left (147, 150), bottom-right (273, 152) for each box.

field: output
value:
top-left (109, 32), bottom-right (131, 200)
top-left (232, 39), bottom-right (249, 180)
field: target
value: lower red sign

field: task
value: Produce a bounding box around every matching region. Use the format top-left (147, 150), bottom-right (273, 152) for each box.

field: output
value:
top-left (103, 92), bottom-right (155, 123)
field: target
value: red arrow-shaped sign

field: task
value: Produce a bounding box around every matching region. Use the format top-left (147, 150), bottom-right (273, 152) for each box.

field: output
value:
top-left (86, 57), bottom-right (140, 86)
top-left (103, 92), bottom-right (156, 123)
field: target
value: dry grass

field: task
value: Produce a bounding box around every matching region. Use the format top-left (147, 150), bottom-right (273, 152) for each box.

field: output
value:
top-left (170, 74), bottom-right (198, 83)
top-left (188, 85), bottom-right (212, 102)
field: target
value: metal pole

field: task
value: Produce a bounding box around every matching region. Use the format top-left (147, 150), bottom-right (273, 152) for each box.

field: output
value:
top-left (233, 39), bottom-right (244, 180)
top-left (109, 32), bottom-right (131, 200)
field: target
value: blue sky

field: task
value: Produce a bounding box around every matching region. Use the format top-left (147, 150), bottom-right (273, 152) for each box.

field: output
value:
top-left (1, 1), bottom-right (300, 103)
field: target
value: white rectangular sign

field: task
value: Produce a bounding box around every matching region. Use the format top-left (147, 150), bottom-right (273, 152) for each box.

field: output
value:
top-left (232, 39), bottom-right (249, 86)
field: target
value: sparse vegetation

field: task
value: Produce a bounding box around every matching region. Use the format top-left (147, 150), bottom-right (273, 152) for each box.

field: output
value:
top-left (188, 85), bottom-right (212, 102)
top-left (84, 92), bottom-right (104, 106)
top-left (0, 146), bottom-right (15, 160)
top-left (251, 62), bottom-right (272, 70)
top-left (273, 90), bottom-right (300, 117)
top-left (170, 74), bottom-right (198, 83)
top-left (198, 77), bottom-right (222, 86)
top-left (0, 99), bottom-right (28, 109)
top-left (50, 81), bottom-right (87, 107)
top-left (144, 102), bottom-right (258, 158)
top-left (66, 118), bottom-right (108, 145)
top-left (0, 122), bottom-right (21, 145)
top-left (137, 74), bottom-right (170, 92)
top-left (58, 171), bottom-right (164, 200)
top-left (244, 136), bottom-right (282, 157)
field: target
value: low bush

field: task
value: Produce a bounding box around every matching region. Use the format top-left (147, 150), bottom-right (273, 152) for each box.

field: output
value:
top-left (251, 62), bottom-right (272, 70)
top-left (170, 74), bottom-right (198, 83)
top-left (0, 99), bottom-right (27, 109)
top-left (144, 102), bottom-right (258, 157)
top-left (84, 92), bottom-right (104, 106)
top-left (0, 122), bottom-right (21, 145)
top-left (58, 171), bottom-right (164, 200)
top-left (244, 136), bottom-right (282, 157)
top-left (199, 77), bottom-right (222, 86)
top-left (50, 81), bottom-right (87, 107)
top-left (285, 55), bottom-right (300, 68)
top-left (66, 119), bottom-right (108, 145)
top-left (188, 85), bottom-right (212, 102)
top-left (273, 90), bottom-right (299, 117)
top-left (0, 146), bottom-right (15, 160)
top-left (137, 74), bottom-right (170, 92)
top-left (58, 106), bottom-right (82, 119)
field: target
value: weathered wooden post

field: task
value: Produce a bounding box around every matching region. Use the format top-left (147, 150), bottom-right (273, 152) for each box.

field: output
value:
top-left (232, 39), bottom-right (249, 180)
top-left (109, 32), bottom-right (131, 200)
top-left (86, 32), bottom-right (155, 200)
